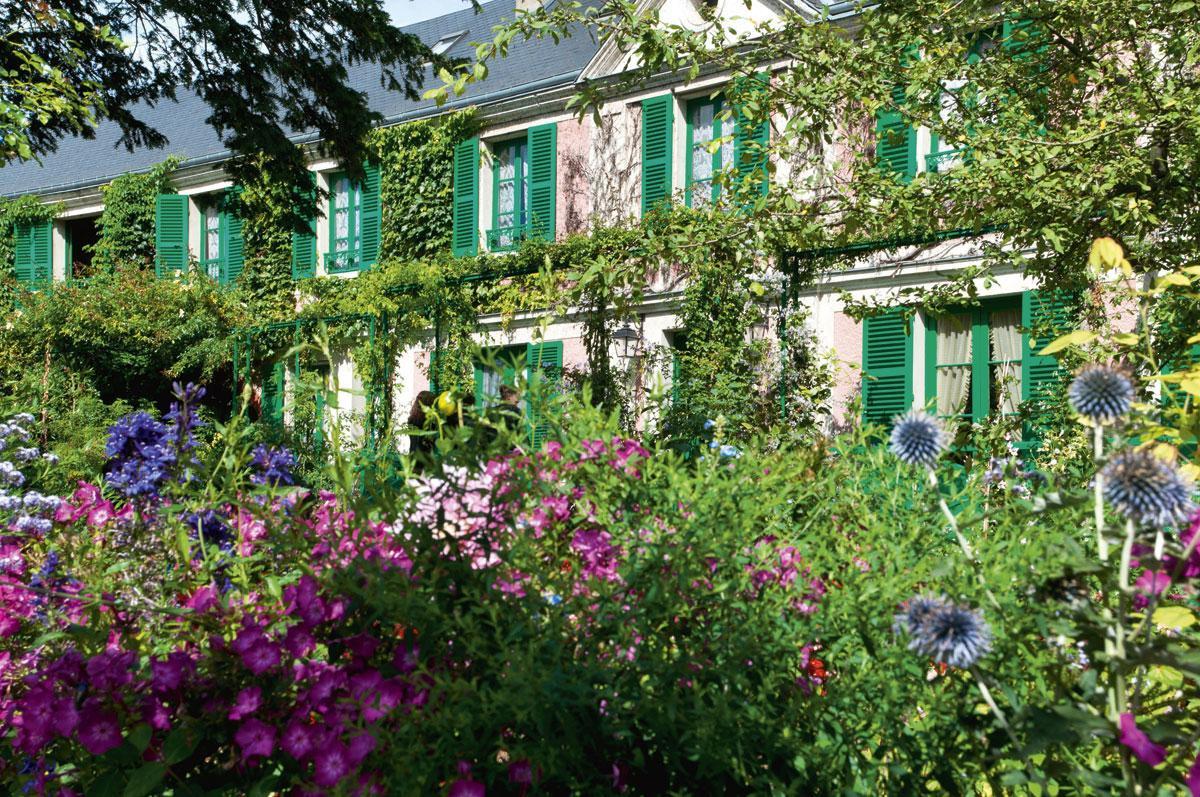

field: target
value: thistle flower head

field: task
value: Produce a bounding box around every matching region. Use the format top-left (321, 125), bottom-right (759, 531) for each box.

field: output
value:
top-left (1102, 448), bottom-right (1195, 528)
top-left (1069, 364), bottom-right (1134, 424)
top-left (889, 411), bottom-right (946, 467)
top-left (896, 596), bottom-right (992, 668)
top-left (892, 594), bottom-right (949, 636)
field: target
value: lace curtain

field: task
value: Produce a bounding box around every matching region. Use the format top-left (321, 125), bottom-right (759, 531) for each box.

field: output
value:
top-left (991, 309), bottom-right (1023, 414)
top-left (936, 314), bottom-right (972, 417)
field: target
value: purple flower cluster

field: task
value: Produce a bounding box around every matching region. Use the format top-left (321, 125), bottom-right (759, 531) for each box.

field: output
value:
top-left (104, 412), bottom-right (176, 498)
top-left (104, 383), bottom-right (206, 499)
top-left (250, 445), bottom-right (296, 487)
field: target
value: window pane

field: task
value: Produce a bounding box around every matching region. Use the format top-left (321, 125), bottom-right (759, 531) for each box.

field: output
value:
top-left (204, 206), bottom-right (220, 264)
top-left (990, 308), bottom-right (1022, 414)
top-left (334, 178), bottom-right (350, 252)
top-left (936, 313), bottom-right (972, 417)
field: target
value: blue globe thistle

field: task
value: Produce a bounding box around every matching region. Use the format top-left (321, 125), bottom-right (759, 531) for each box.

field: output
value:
top-left (889, 411), bottom-right (946, 467)
top-left (1069, 364), bottom-right (1134, 424)
top-left (897, 596), bottom-right (992, 668)
top-left (893, 594), bottom-right (949, 636)
top-left (1102, 449), bottom-right (1195, 527)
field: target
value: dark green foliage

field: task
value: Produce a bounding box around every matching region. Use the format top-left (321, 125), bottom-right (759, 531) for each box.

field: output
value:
top-left (0, 269), bottom-right (247, 407)
top-left (2, 1), bottom-right (469, 214)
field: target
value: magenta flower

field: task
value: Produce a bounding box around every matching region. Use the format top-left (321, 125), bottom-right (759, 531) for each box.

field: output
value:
top-left (449, 779), bottom-right (486, 797)
top-left (284, 625), bottom-right (316, 658)
top-left (150, 651), bottom-right (192, 693)
top-left (282, 718), bottom-right (319, 761)
top-left (86, 650), bottom-right (135, 692)
top-left (184, 585), bottom-right (219, 613)
top-left (53, 697), bottom-right (81, 736)
top-left (347, 731), bottom-right (377, 764)
top-left (228, 686), bottom-right (262, 720)
top-left (77, 707), bottom-right (123, 755)
top-left (143, 698), bottom-right (171, 731)
top-left (313, 738), bottom-right (353, 787)
top-left (1119, 713), bottom-right (1166, 766)
top-left (508, 759), bottom-right (534, 785)
top-left (235, 718), bottom-right (277, 760)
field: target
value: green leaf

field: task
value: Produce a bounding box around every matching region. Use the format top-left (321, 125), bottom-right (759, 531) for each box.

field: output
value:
top-left (1038, 329), bottom-right (1096, 355)
top-left (1153, 605), bottom-right (1196, 629)
top-left (162, 726), bottom-right (199, 765)
top-left (123, 762), bottom-right (166, 797)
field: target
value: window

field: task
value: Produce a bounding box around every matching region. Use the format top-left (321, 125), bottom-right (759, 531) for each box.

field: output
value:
top-left (474, 345), bottom-right (525, 409)
top-left (64, 215), bottom-right (100, 279)
top-left (201, 203), bottom-right (223, 281)
top-left (927, 28), bottom-right (999, 173)
top-left (925, 298), bottom-right (1023, 429)
top-left (686, 97), bottom-right (734, 207)
top-left (327, 172), bottom-right (363, 272)
top-left (430, 30), bottom-right (466, 57)
top-left (490, 138), bottom-right (529, 251)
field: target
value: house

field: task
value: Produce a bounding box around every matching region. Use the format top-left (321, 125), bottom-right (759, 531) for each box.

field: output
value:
top-left (1, 0), bottom-right (1088, 445)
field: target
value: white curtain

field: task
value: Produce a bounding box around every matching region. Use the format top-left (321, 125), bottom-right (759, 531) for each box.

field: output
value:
top-left (936, 314), bottom-right (972, 417)
top-left (991, 309), bottom-right (1023, 415)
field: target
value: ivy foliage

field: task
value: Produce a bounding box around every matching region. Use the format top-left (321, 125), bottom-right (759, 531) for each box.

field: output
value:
top-left (91, 156), bottom-right (181, 272)
top-left (371, 110), bottom-right (479, 261)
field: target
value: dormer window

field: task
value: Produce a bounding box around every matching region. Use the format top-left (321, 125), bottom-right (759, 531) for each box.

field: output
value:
top-left (431, 30), bottom-right (467, 57)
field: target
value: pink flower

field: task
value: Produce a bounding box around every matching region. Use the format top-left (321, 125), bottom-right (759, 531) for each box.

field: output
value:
top-left (184, 585), bottom-right (219, 613)
top-left (228, 686), bottom-right (262, 720)
top-left (1133, 570), bottom-right (1172, 610)
top-left (1187, 750), bottom-right (1200, 796)
top-left (235, 718), bottom-right (277, 760)
top-left (284, 625), bottom-right (316, 658)
top-left (86, 501), bottom-right (115, 528)
top-left (1118, 713), bottom-right (1166, 767)
top-left (77, 707), bottom-right (122, 755)
top-left (0, 544), bottom-right (24, 575)
top-left (313, 738), bottom-right (353, 787)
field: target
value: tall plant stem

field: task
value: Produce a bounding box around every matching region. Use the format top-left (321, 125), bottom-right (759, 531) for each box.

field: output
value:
top-left (928, 467), bottom-right (1001, 611)
top-left (1095, 423), bottom-right (1109, 561)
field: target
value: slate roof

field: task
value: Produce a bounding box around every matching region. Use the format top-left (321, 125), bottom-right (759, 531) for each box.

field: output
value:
top-left (3, 0), bottom-right (600, 198)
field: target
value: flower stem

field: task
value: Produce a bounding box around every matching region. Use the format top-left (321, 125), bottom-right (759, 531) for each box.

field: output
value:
top-left (1094, 423), bottom-right (1109, 561)
top-left (928, 467), bottom-right (1001, 611)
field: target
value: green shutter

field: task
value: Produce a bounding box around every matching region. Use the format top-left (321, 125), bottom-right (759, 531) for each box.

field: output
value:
top-left (452, 138), bottom-right (480, 257)
top-left (526, 340), bottom-right (563, 449)
top-left (291, 172), bottom-right (318, 279)
top-left (262, 361), bottom-right (286, 427)
top-left (155, 194), bottom-right (189, 276)
top-left (733, 73), bottom-right (770, 198)
top-left (360, 162), bottom-right (381, 268)
top-left (14, 220), bottom-right (51, 285)
top-left (862, 308), bottom-right (914, 428)
top-left (876, 84), bottom-right (916, 180)
top-left (641, 94), bottom-right (674, 216)
top-left (221, 189), bottom-right (245, 286)
top-left (1021, 289), bottom-right (1078, 440)
top-left (1002, 16), bottom-right (1044, 61)
top-left (527, 123), bottom-right (557, 242)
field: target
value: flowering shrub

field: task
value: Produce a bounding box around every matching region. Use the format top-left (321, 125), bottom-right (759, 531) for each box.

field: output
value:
top-left (5, 240), bottom-right (1200, 795)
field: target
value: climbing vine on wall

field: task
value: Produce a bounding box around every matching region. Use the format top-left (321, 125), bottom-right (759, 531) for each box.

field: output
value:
top-left (90, 156), bottom-right (181, 272)
top-left (371, 110), bottom-right (479, 261)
